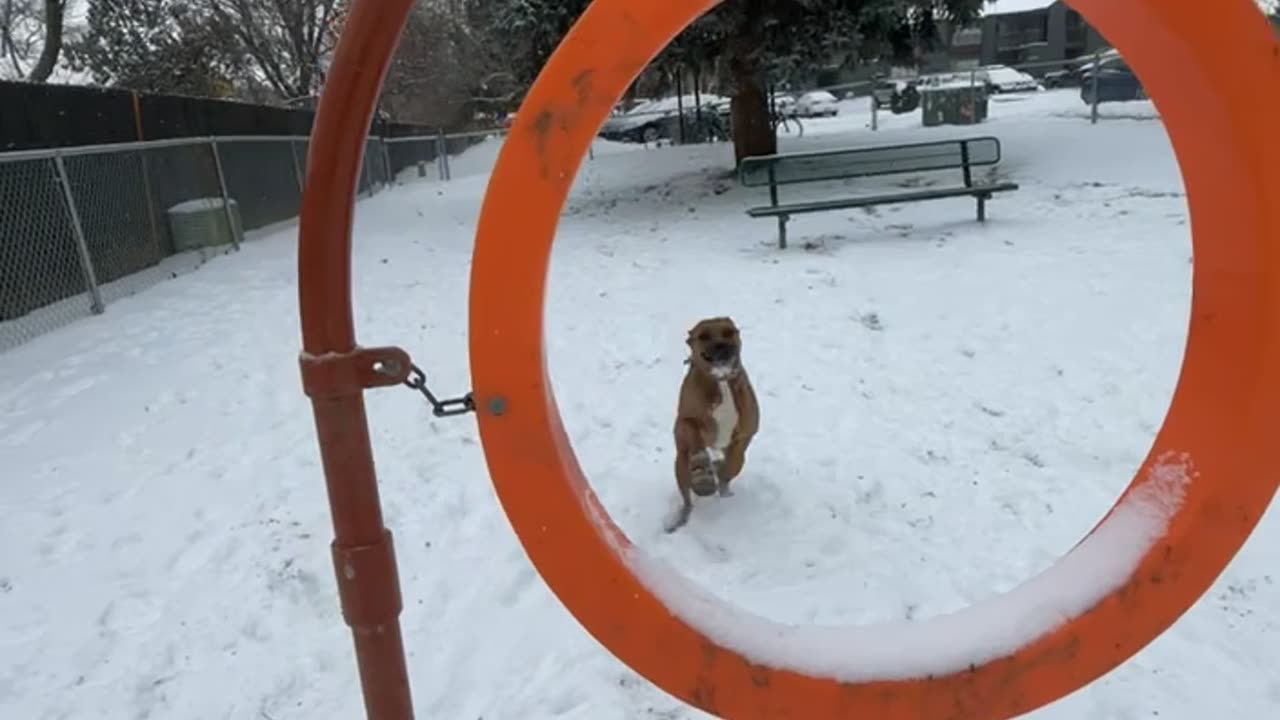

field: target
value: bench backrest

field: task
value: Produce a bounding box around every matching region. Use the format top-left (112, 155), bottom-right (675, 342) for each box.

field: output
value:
top-left (738, 136), bottom-right (1002, 188)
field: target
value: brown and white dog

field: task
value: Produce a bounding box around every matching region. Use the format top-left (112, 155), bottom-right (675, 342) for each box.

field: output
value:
top-left (666, 316), bottom-right (760, 533)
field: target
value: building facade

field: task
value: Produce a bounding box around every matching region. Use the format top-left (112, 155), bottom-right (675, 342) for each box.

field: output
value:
top-left (816, 0), bottom-right (1117, 92)
top-left (955, 0), bottom-right (1110, 71)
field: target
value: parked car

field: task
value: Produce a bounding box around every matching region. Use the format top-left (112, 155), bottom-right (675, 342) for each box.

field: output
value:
top-left (1042, 68), bottom-right (1077, 88)
top-left (1074, 48), bottom-right (1123, 76)
top-left (871, 78), bottom-right (921, 113)
top-left (1043, 49), bottom-right (1123, 90)
top-left (597, 94), bottom-right (730, 143)
top-left (770, 94), bottom-right (798, 118)
top-left (794, 90), bottom-right (839, 117)
top-left (872, 78), bottom-right (922, 114)
top-left (1078, 53), bottom-right (1145, 104)
top-left (871, 79), bottom-right (895, 107)
top-left (980, 65), bottom-right (1042, 93)
top-left (916, 72), bottom-right (968, 88)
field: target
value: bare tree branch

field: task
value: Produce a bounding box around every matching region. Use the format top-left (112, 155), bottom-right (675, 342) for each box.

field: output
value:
top-left (199, 0), bottom-right (339, 100)
top-left (1, 0), bottom-right (41, 78)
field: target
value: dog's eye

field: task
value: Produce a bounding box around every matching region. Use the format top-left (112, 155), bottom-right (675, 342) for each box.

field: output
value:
top-left (697, 331), bottom-right (711, 342)
top-left (722, 329), bottom-right (737, 339)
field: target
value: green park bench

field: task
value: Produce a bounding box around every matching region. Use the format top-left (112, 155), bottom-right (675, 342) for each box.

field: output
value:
top-left (738, 136), bottom-right (1019, 249)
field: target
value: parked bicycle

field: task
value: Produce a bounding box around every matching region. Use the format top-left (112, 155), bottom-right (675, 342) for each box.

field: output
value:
top-left (676, 102), bottom-right (805, 145)
top-left (686, 107), bottom-right (731, 143)
top-left (771, 112), bottom-right (805, 138)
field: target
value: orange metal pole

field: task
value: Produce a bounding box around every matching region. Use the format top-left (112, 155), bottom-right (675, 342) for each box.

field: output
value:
top-left (295, 1), bottom-right (417, 719)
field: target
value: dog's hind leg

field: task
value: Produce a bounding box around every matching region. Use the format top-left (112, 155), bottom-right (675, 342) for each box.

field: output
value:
top-left (665, 498), bottom-right (692, 534)
top-left (717, 436), bottom-right (752, 497)
top-left (666, 453), bottom-right (695, 533)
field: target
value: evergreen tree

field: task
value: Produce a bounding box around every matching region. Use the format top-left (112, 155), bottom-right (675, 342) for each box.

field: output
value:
top-left (67, 1), bottom-right (242, 97)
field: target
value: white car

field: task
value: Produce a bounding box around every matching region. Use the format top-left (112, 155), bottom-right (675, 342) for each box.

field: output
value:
top-left (794, 90), bottom-right (840, 117)
top-left (770, 95), bottom-right (797, 117)
top-left (980, 65), bottom-right (1043, 93)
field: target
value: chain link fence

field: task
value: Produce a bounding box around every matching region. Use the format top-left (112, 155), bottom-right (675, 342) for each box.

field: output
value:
top-left (384, 128), bottom-right (512, 183)
top-left (0, 156), bottom-right (96, 349)
top-left (1, 51), bottom-right (1137, 354)
top-left (0, 134), bottom-right (394, 353)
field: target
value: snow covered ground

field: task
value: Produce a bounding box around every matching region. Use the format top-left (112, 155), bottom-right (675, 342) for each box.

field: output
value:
top-left (2, 88), bottom-right (1277, 719)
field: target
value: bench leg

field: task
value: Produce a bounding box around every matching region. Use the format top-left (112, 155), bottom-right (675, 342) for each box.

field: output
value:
top-left (977, 194), bottom-right (988, 222)
top-left (777, 214), bottom-right (789, 250)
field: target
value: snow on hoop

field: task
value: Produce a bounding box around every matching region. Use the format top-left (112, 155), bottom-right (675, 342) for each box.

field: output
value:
top-left (605, 451), bottom-right (1194, 683)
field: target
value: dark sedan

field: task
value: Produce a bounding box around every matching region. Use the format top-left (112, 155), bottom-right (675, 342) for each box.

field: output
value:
top-left (1079, 54), bottom-right (1146, 104)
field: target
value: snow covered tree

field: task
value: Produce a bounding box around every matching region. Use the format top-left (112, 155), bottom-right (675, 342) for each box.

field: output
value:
top-left (480, 0), bottom-right (988, 162)
top-left (68, 1), bottom-right (243, 96)
top-left (466, 0), bottom-right (585, 94)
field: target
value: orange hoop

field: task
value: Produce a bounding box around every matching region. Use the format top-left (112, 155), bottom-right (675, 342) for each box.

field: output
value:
top-left (467, 0), bottom-right (1279, 718)
top-left (300, 0), bottom-right (1279, 718)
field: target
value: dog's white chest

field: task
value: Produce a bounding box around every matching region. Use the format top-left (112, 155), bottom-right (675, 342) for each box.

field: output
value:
top-left (710, 380), bottom-right (738, 450)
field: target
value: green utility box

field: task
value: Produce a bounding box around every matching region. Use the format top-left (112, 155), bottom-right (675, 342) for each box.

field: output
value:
top-left (920, 85), bottom-right (989, 127)
top-left (166, 197), bottom-right (244, 252)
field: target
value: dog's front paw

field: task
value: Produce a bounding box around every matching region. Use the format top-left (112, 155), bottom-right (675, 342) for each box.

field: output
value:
top-left (717, 481), bottom-right (734, 498)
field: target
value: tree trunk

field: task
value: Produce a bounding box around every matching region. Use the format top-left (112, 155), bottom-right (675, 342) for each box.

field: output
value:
top-left (729, 65), bottom-right (773, 162)
top-left (26, 0), bottom-right (64, 83)
top-left (725, 0), bottom-right (774, 164)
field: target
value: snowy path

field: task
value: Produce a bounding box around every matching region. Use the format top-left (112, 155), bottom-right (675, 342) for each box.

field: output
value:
top-left (2, 90), bottom-right (1278, 719)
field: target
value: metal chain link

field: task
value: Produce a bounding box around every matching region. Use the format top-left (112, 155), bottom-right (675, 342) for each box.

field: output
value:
top-left (403, 363), bottom-right (475, 417)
